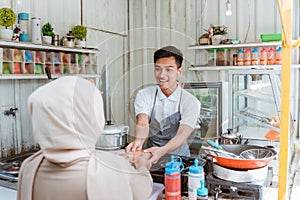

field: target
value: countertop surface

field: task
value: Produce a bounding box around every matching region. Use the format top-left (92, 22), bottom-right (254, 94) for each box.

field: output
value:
top-left (0, 179), bottom-right (17, 190)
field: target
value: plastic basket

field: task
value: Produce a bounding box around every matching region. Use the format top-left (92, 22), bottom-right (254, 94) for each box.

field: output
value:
top-left (260, 34), bottom-right (282, 42)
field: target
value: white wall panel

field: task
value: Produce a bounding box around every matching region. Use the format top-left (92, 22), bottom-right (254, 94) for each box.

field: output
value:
top-left (82, 0), bottom-right (128, 126)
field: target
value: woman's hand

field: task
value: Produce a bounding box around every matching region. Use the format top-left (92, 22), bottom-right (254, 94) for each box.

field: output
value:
top-left (125, 138), bottom-right (145, 152)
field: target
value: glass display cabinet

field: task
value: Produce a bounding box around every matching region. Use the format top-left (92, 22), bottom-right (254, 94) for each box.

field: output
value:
top-left (228, 69), bottom-right (281, 141)
top-left (184, 82), bottom-right (222, 155)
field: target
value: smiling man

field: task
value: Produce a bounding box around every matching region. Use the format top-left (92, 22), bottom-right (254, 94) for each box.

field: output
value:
top-left (126, 46), bottom-right (201, 164)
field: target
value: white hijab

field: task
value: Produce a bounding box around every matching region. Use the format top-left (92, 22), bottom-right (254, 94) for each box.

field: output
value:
top-left (28, 76), bottom-right (104, 165)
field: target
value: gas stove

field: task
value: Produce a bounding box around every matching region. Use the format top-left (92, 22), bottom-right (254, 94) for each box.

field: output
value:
top-left (0, 152), bottom-right (35, 182)
top-left (149, 154), bottom-right (207, 196)
top-left (206, 164), bottom-right (273, 200)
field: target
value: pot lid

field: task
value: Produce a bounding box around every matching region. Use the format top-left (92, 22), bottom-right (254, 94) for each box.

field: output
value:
top-left (222, 133), bottom-right (238, 139)
top-left (221, 129), bottom-right (238, 139)
top-left (103, 121), bottom-right (129, 134)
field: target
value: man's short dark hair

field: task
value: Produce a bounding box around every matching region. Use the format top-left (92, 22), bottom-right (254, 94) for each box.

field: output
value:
top-left (154, 46), bottom-right (183, 68)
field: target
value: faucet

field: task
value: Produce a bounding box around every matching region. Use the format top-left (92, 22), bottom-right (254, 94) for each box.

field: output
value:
top-left (4, 108), bottom-right (18, 117)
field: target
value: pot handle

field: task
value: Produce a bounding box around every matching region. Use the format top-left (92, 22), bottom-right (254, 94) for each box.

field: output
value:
top-left (122, 126), bottom-right (129, 133)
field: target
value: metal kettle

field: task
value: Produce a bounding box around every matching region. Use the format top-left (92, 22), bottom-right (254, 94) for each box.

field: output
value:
top-left (219, 129), bottom-right (241, 144)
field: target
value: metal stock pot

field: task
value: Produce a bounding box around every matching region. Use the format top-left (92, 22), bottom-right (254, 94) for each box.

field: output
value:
top-left (95, 121), bottom-right (129, 150)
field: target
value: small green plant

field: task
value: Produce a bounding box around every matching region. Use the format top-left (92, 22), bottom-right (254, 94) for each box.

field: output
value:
top-left (0, 8), bottom-right (16, 29)
top-left (42, 22), bottom-right (55, 37)
top-left (72, 25), bottom-right (87, 40)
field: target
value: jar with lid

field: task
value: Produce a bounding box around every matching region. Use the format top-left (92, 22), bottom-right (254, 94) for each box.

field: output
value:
top-left (207, 49), bottom-right (216, 66)
top-left (18, 13), bottom-right (29, 42)
top-left (232, 54), bottom-right (237, 66)
top-left (216, 48), bottom-right (230, 66)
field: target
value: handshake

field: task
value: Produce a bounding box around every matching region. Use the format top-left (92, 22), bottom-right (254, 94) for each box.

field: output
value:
top-left (119, 151), bottom-right (153, 170)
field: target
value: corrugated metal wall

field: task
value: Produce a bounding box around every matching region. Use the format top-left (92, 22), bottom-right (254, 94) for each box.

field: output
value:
top-left (0, 0), bottom-right (128, 157)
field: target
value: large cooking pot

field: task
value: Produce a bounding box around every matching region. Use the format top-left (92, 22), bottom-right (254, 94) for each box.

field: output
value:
top-left (95, 121), bottom-right (129, 150)
top-left (206, 144), bottom-right (277, 170)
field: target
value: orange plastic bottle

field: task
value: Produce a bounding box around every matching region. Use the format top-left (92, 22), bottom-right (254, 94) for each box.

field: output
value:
top-left (165, 156), bottom-right (183, 200)
top-left (267, 47), bottom-right (276, 65)
top-left (237, 49), bottom-right (244, 66)
top-left (244, 48), bottom-right (251, 66)
top-left (275, 46), bottom-right (282, 65)
top-left (260, 48), bottom-right (267, 65)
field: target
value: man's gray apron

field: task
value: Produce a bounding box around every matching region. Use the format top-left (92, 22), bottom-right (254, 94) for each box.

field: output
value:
top-left (146, 89), bottom-right (190, 156)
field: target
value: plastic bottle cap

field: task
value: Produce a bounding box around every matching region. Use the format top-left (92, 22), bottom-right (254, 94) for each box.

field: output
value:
top-left (252, 48), bottom-right (259, 53)
top-left (237, 49), bottom-right (244, 54)
top-left (165, 166), bottom-right (180, 175)
top-left (268, 47), bottom-right (275, 52)
top-left (189, 159), bottom-right (204, 174)
top-left (261, 48), bottom-right (267, 52)
top-left (276, 47), bottom-right (282, 52)
top-left (197, 187), bottom-right (208, 196)
top-left (244, 48), bottom-right (251, 53)
top-left (165, 155), bottom-right (182, 175)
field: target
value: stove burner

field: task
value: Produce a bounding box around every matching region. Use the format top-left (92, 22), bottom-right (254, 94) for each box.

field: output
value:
top-left (206, 167), bottom-right (273, 200)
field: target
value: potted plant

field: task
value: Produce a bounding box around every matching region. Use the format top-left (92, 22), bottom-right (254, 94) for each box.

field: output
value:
top-left (41, 22), bottom-right (55, 45)
top-left (72, 25), bottom-right (87, 48)
top-left (0, 8), bottom-right (16, 40)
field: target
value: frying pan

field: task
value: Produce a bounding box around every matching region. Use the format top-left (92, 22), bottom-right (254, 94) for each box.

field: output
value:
top-left (206, 144), bottom-right (277, 170)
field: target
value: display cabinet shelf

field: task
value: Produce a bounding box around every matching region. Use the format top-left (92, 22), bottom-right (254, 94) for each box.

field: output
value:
top-left (0, 74), bottom-right (101, 80)
top-left (188, 41), bottom-right (282, 50)
top-left (0, 40), bottom-right (100, 79)
top-left (0, 40), bottom-right (98, 53)
top-left (235, 89), bottom-right (274, 104)
top-left (228, 69), bottom-right (281, 141)
top-left (236, 107), bottom-right (280, 132)
top-left (189, 65), bottom-right (281, 71)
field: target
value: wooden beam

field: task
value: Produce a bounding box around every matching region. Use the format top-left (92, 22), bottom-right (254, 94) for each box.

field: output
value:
top-left (276, 0), bottom-right (292, 199)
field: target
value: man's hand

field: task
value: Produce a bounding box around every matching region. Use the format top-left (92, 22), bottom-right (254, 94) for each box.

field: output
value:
top-left (143, 146), bottom-right (168, 164)
top-left (125, 138), bottom-right (145, 152)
